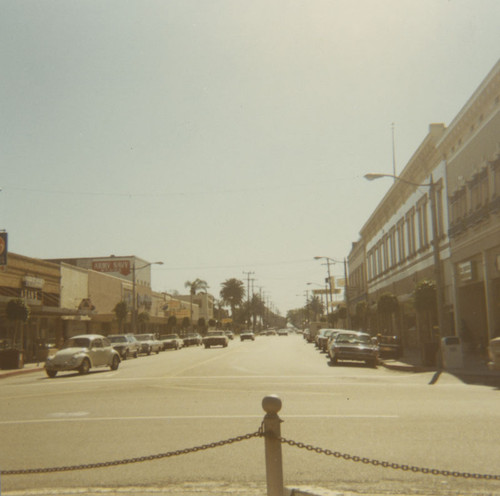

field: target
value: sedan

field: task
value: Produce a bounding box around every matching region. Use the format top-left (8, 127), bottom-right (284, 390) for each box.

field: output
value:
top-left (135, 334), bottom-right (162, 355)
top-left (160, 334), bottom-right (184, 350)
top-left (44, 334), bottom-right (120, 378)
top-left (240, 331), bottom-right (255, 341)
top-left (329, 331), bottom-right (379, 368)
top-left (182, 333), bottom-right (202, 347)
top-left (108, 334), bottom-right (140, 359)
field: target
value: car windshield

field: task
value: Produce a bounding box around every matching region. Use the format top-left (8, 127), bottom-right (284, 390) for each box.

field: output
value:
top-left (109, 336), bottom-right (127, 343)
top-left (164, 335), bottom-right (177, 339)
top-left (208, 331), bottom-right (224, 336)
top-left (336, 334), bottom-right (372, 345)
top-left (62, 337), bottom-right (91, 349)
top-left (135, 335), bottom-right (151, 341)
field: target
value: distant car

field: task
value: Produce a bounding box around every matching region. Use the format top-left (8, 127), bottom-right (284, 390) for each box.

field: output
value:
top-left (160, 334), bottom-right (184, 350)
top-left (240, 331), bottom-right (255, 341)
top-left (108, 334), bottom-right (140, 359)
top-left (135, 334), bottom-right (162, 355)
top-left (182, 333), bottom-right (202, 347)
top-left (44, 334), bottom-right (120, 378)
top-left (203, 330), bottom-right (229, 348)
top-left (278, 329), bottom-right (288, 336)
top-left (488, 337), bottom-right (500, 371)
top-left (225, 331), bottom-right (235, 340)
top-left (329, 331), bottom-right (379, 368)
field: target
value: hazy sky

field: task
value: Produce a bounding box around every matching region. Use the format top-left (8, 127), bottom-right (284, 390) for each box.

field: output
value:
top-left (1, 0), bottom-right (499, 314)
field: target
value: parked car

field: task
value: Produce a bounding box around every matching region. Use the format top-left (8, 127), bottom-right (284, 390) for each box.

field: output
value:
top-left (240, 330), bottom-right (255, 341)
top-left (203, 330), bottom-right (229, 348)
top-left (225, 331), bottom-right (235, 340)
top-left (182, 333), bottom-right (203, 347)
top-left (160, 334), bottom-right (184, 350)
top-left (316, 328), bottom-right (336, 352)
top-left (278, 329), bottom-right (288, 336)
top-left (44, 334), bottom-right (120, 377)
top-left (329, 331), bottom-right (379, 368)
top-left (135, 333), bottom-right (162, 355)
top-left (377, 335), bottom-right (403, 359)
top-left (488, 337), bottom-right (500, 371)
top-left (108, 334), bottom-right (139, 359)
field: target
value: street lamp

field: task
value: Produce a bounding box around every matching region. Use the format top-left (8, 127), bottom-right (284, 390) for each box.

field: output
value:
top-left (131, 260), bottom-right (163, 332)
top-left (364, 172), bottom-right (447, 341)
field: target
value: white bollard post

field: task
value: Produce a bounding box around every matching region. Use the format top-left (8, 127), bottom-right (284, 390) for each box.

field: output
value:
top-left (262, 395), bottom-right (284, 496)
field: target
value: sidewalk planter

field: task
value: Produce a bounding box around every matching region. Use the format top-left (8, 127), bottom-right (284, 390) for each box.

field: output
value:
top-left (0, 349), bottom-right (24, 370)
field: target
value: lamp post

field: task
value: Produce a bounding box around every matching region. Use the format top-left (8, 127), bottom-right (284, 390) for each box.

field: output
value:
top-left (131, 260), bottom-right (163, 332)
top-left (364, 172), bottom-right (447, 342)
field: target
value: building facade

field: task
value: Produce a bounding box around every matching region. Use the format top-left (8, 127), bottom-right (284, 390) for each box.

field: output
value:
top-left (348, 59), bottom-right (500, 361)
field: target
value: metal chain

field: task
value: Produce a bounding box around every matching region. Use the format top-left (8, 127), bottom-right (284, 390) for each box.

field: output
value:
top-left (279, 436), bottom-right (500, 481)
top-left (1, 429), bottom-right (263, 476)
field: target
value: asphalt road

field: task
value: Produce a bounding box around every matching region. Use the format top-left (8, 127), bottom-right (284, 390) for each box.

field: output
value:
top-left (1, 334), bottom-right (499, 496)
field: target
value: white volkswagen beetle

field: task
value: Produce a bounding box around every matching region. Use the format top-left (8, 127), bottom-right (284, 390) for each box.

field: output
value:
top-left (44, 334), bottom-right (120, 378)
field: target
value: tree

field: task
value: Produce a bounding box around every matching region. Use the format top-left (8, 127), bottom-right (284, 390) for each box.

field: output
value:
top-left (306, 296), bottom-right (324, 321)
top-left (137, 311), bottom-right (150, 332)
top-left (6, 298), bottom-right (30, 347)
top-left (220, 278), bottom-right (245, 320)
top-left (415, 280), bottom-right (437, 342)
top-left (197, 317), bottom-right (207, 335)
top-left (185, 278), bottom-right (209, 327)
top-left (181, 317), bottom-right (191, 331)
top-left (167, 315), bottom-right (177, 331)
top-left (355, 301), bottom-right (368, 330)
top-left (377, 292), bottom-right (399, 334)
top-left (113, 301), bottom-right (128, 333)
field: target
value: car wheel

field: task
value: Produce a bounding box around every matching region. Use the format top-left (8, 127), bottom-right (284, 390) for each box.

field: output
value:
top-left (330, 356), bottom-right (338, 366)
top-left (205, 344), bottom-right (210, 348)
top-left (111, 355), bottom-right (120, 370)
top-left (367, 359), bottom-right (377, 368)
top-left (134, 351), bottom-right (138, 358)
top-left (79, 358), bottom-right (90, 375)
top-left (122, 350), bottom-right (127, 360)
top-left (46, 369), bottom-right (57, 378)
top-left (147, 347), bottom-right (151, 355)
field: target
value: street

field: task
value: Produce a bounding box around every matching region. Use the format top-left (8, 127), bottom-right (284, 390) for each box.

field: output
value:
top-left (1, 333), bottom-right (499, 496)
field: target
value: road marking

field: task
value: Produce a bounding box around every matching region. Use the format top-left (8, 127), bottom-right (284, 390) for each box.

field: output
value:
top-left (0, 413), bottom-right (398, 426)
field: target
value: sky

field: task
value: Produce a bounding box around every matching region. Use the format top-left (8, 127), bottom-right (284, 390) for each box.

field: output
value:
top-left (1, 0), bottom-right (499, 315)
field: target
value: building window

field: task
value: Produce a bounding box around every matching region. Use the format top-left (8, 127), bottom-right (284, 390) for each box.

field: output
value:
top-left (396, 218), bottom-right (405, 263)
top-left (468, 169), bottom-right (488, 211)
top-left (406, 208), bottom-right (416, 257)
top-left (417, 195), bottom-right (429, 250)
top-left (492, 159), bottom-right (500, 196)
top-left (450, 188), bottom-right (466, 224)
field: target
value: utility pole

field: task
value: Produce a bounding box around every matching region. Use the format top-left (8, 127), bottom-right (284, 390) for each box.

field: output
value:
top-left (243, 271), bottom-right (255, 328)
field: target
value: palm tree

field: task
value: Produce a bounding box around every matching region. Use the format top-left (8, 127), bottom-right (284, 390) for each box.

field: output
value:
top-left (185, 278), bottom-right (209, 327)
top-left (113, 301), bottom-right (128, 333)
top-left (220, 278), bottom-right (245, 322)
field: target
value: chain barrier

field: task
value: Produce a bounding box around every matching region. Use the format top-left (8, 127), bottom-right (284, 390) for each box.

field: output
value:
top-left (278, 436), bottom-right (500, 481)
top-left (3, 423), bottom-right (499, 482)
top-left (0, 428), bottom-right (264, 476)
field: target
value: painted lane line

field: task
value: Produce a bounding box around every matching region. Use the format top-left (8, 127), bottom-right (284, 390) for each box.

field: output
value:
top-left (0, 414), bottom-right (398, 426)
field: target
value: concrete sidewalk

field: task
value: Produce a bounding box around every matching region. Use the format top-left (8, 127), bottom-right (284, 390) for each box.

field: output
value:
top-left (0, 361), bottom-right (44, 379)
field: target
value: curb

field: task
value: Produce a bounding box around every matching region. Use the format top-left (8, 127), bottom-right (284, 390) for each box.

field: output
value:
top-left (0, 366), bottom-right (43, 379)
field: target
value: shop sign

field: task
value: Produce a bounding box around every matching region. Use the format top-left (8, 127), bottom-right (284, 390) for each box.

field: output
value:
top-left (458, 261), bottom-right (475, 282)
top-left (92, 259), bottom-right (131, 276)
top-left (22, 276), bottom-right (44, 289)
